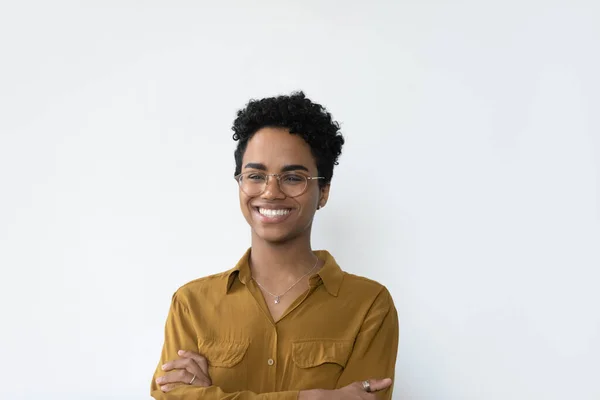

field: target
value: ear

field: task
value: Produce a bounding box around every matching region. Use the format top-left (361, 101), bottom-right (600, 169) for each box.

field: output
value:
top-left (317, 184), bottom-right (331, 210)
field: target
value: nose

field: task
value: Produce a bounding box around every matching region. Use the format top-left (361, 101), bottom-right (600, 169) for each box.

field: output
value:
top-left (261, 175), bottom-right (285, 199)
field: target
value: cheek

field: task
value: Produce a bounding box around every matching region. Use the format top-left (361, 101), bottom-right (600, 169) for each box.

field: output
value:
top-left (239, 192), bottom-right (252, 215)
top-left (297, 192), bottom-right (319, 216)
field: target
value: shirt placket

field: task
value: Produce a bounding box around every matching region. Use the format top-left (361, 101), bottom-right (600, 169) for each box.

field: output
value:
top-left (266, 328), bottom-right (278, 390)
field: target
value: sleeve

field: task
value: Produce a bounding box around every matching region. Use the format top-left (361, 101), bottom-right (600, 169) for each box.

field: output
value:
top-left (151, 386), bottom-right (299, 400)
top-left (150, 293), bottom-right (299, 400)
top-left (334, 287), bottom-right (399, 400)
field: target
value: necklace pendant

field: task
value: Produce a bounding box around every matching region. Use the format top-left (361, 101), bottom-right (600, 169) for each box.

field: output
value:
top-left (274, 296), bottom-right (280, 304)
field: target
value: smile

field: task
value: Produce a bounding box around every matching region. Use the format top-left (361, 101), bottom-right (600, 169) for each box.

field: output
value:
top-left (257, 207), bottom-right (291, 217)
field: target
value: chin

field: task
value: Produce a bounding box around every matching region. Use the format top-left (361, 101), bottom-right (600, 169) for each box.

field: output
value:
top-left (254, 229), bottom-right (294, 244)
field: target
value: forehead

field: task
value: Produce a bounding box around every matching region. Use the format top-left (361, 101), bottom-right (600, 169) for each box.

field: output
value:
top-left (242, 127), bottom-right (316, 171)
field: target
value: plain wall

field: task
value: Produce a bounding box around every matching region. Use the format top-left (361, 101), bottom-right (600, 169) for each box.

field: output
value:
top-left (1, 1), bottom-right (598, 399)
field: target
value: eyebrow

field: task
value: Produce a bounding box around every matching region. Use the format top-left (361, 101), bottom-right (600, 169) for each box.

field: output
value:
top-left (243, 163), bottom-right (309, 173)
top-left (281, 164), bottom-right (309, 173)
top-left (243, 163), bottom-right (267, 170)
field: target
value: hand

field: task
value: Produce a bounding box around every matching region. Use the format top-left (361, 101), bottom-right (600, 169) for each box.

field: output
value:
top-left (155, 350), bottom-right (212, 392)
top-left (299, 378), bottom-right (393, 400)
top-left (334, 379), bottom-right (393, 399)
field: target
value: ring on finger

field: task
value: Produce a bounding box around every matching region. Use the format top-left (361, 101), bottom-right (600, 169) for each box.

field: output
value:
top-left (189, 374), bottom-right (196, 385)
top-left (362, 380), bottom-right (372, 393)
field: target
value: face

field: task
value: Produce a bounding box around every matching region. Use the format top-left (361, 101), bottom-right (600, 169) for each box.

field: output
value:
top-left (238, 127), bottom-right (330, 244)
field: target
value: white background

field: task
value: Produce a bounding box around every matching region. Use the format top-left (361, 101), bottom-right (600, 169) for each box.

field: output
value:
top-left (1, 1), bottom-right (598, 399)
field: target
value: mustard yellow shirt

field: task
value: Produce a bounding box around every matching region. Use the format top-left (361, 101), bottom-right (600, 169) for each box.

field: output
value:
top-left (151, 250), bottom-right (399, 399)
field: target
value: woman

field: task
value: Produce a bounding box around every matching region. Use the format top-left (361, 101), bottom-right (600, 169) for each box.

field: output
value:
top-left (151, 92), bottom-right (399, 399)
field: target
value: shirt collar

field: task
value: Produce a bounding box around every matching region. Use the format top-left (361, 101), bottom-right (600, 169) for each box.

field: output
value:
top-left (225, 248), bottom-right (252, 292)
top-left (225, 249), bottom-right (344, 296)
top-left (312, 250), bottom-right (344, 296)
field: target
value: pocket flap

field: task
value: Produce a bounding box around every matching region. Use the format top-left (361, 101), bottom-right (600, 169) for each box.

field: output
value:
top-left (292, 340), bottom-right (353, 369)
top-left (197, 339), bottom-right (249, 368)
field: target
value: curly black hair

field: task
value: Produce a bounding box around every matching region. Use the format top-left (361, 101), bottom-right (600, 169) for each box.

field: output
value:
top-left (232, 91), bottom-right (345, 185)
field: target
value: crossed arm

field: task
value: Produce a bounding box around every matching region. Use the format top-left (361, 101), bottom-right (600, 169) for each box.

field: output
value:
top-left (151, 289), bottom-right (398, 399)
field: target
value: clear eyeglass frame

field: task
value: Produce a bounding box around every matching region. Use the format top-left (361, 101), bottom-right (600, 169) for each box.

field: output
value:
top-left (234, 171), bottom-right (324, 198)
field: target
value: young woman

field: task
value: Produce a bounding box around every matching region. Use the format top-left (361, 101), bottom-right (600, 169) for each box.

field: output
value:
top-left (151, 92), bottom-right (398, 399)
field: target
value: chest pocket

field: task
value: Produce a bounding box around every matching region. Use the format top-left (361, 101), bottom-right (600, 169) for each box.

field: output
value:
top-left (291, 340), bottom-right (353, 390)
top-left (197, 339), bottom-right (249, 392)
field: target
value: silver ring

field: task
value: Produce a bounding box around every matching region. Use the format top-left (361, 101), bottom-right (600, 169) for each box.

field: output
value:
top-left (362, 380), bottom-right (372, 393)
top-left (189, 374), bottom-right (196, 385)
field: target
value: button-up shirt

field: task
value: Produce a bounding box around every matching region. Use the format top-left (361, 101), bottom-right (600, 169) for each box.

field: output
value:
top-left (151, 249), bottom-right (399, 399)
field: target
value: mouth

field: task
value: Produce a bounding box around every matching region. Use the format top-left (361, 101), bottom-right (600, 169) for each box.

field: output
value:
top-left (253, 206), bottom-right (293, 223)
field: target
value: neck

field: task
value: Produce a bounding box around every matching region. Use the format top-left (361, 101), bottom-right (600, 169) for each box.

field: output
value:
top-left (249, 233), bottom-right (318, 285)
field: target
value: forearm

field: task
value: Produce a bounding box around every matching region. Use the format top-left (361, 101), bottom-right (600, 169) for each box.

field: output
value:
top-left (151, 386), bottom-right (303, 400)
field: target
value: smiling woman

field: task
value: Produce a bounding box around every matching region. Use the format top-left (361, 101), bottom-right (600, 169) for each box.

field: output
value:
top-left (150, 92), bottom-right (399, 400)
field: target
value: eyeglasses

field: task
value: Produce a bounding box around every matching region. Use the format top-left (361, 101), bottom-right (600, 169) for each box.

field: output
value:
top-left (235, 171), bottom-right (324, 198)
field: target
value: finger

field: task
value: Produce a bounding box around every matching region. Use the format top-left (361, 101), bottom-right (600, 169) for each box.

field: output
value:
top-left (160, 383), bottom-right (180, 392)
top-left (161, 359), bottom-right (211, 385)
top-left (178, 350), bottom-right (210, 375)
top-left (157, 369), bottom-right (211, 388)
top-left (368, 378), bottom-right (393, 392)
top-left (178, 350), bottom-right (211, 385)
top-left (156, 369), bottom-right (193, 386)
top-left (189, 370), bottom-right (212, 387)
top-left (162, 357), bottom-right (201, 373)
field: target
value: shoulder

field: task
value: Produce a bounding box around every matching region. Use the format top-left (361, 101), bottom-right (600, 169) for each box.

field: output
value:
top-left (171, 269), bottom-right (234, 305)
top-left (179, 269), bottom-right (232, 292)
top-left (341, 271), bottom-right (389, 295)
top-left (339, 271), bottom-right (396, 309)
top-left (318, 250), bottom-right (394, 308)
top-left (171, 249), bottom-right (251, 307)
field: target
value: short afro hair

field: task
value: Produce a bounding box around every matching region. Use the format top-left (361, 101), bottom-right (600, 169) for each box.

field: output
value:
top-left (232, 91), bottom-right (345, 185)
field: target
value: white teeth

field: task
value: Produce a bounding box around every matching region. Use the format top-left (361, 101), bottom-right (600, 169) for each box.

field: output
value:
top-left (258, 208), bottom-right (291, 217)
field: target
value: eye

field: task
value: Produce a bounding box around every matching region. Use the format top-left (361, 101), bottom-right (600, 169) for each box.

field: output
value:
top-left (246, 173), bottom-right (266, 182)
top-left (281, 173), bottom-right (305, 184)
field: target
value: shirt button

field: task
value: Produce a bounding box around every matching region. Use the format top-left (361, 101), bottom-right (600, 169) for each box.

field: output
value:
top-left (267, 358), bottom-right (275, 366)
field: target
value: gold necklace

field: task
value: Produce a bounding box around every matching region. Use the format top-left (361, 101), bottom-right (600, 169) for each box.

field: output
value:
top-left (252, 258), bottom-right (319, 304)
